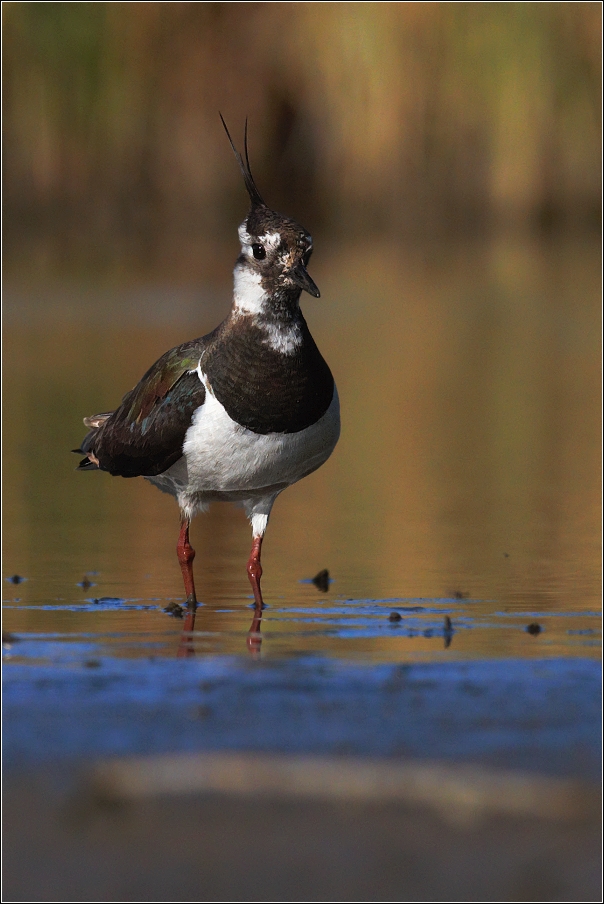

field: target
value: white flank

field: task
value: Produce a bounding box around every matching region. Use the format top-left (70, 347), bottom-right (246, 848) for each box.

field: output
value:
top-left (183, 382), bottom-right (340, 492)
top-left (150, 383), bottom-right (340, 523)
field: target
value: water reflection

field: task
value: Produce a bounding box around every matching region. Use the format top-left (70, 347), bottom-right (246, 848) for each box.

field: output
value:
top-left (247, 608), bottom-right (263, 659)
top-left (175, 601), bottom-right (264, 659)
top-left (2, 236), bottom-right (600, 662)
top-left (176, 602), bottom-right (197, 660)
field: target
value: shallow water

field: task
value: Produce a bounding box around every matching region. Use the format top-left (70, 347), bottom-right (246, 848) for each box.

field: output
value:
top-left (3, 236), bottom-right (601, 665)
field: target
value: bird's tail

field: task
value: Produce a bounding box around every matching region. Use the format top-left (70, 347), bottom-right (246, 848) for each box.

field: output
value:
top-left (72, 411), bottom-right (113, 470)
top-left (74, 455), bottom-right (99, 471)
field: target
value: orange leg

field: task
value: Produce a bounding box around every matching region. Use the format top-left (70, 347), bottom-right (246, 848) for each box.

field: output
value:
top-left (246, 536), bottom-right (264, 656)
top-left (246, 535), bottom-right (264, 609)
top-left (176, 519), bottom-right (197, 657)
top-left (177, 519), bottom-right (197, 605)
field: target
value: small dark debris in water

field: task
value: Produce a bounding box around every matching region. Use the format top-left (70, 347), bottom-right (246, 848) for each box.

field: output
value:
top-left (78, 577), bottom-right (93, 590)
top-left (312, 569), bottom-right (330, 592)
top-left (423, 628), bottom-right (434, 637)
top-left (7, 575), bottom-right (25, 584)
top-left (2, 631), bottom-right (19, 645)
top-left (453, 590), bottom-right (468, 599)
top-left (84, 659), bottom-right (101, 668)
top-left (526, 622), bottom-right (542, 635)
top-left (91, 597), bottom-right (124, 605)
top-left (388, 611), bottom-right (402, 622)
top-left (444, 616), bottom-right (453, 648)
top-left (503, 552), bottom-right (510, 558)
top-left (164, 601), bottom-right (185, 618)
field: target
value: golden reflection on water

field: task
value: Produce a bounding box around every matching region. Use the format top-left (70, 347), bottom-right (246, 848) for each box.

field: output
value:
top-left (3, 236), bottom-right (600, 661)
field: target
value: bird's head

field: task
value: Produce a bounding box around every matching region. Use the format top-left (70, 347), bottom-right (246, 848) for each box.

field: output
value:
top-left (221, 116), bottom-right (320, 318)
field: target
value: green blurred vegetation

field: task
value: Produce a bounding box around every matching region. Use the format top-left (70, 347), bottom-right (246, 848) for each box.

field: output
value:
top-left (3, 2), bottom-right (601, 266)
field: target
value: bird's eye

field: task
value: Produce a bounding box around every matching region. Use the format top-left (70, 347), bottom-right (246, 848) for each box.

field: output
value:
top-left (252, 243), bottom-right (266, 261)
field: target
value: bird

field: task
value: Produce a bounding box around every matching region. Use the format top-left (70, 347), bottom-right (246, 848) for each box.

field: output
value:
top-left (73, 117), bottom-right (340, 643)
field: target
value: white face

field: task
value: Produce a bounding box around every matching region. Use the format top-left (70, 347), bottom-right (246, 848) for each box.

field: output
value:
top-left (234, 223), bottom-right (288, 315)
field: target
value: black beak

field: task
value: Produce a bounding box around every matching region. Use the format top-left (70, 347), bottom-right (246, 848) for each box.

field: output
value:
top-left (290, 260), bottom-right (320, 298)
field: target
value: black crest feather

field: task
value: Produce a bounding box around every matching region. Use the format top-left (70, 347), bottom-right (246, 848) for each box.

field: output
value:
top-left (220, 113), bottom-right (265, 208)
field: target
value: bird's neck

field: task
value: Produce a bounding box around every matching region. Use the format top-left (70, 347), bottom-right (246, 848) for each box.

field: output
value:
top-left (231, 262), bottom-right (302, 320)
top-left (229, 262), bottom-right (304, 354)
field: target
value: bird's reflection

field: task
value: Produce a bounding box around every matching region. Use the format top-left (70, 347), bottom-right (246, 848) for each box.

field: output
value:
top-left (176, 601), bottom-right (264, 658)
top-left (246, 605), bottom-right (264, 659)
top-left (176, 601), bottom-right (197, 658)
top-left (176, 606), bottom-right (451, 657)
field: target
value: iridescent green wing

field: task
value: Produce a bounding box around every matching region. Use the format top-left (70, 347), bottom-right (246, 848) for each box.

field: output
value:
top-left (120, 340), bottom-right (204, 429)
top-left (79, 337), bottom-right (209, 477)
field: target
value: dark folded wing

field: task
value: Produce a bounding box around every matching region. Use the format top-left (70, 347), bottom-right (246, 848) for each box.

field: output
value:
top-left (77, 338), bottom-right (208, 478)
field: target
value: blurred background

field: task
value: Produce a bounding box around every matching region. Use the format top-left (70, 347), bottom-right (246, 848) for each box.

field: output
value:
top-left (3, 2), bottom-right (601, 658)
top-left (3, 1), bottom-right (601, 273)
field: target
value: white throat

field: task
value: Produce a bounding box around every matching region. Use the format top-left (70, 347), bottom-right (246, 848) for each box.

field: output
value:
top-left (231, 262), bottom-right (302, 355)
top-left (232, 263), bottom-right (267, 316)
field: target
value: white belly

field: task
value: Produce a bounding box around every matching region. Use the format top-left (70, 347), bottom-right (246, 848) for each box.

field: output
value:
top-left (147, 385), bottom-right (340, 513)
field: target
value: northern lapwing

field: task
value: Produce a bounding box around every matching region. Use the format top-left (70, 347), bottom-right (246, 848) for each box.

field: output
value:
top-left (74, 118), bottom-right (340, 642)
